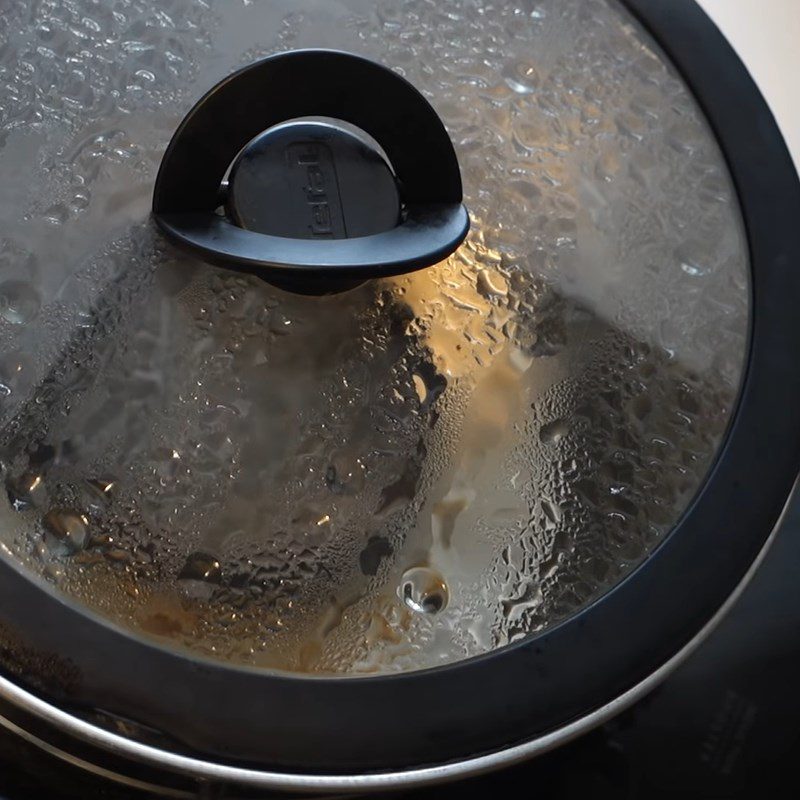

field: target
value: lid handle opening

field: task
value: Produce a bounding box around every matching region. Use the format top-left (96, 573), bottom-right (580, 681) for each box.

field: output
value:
top-left (152, 49), bottom-right (470, 294)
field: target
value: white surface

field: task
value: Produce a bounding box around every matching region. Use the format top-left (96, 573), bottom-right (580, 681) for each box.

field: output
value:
top-left (697, 0), bottom-right (800, 173)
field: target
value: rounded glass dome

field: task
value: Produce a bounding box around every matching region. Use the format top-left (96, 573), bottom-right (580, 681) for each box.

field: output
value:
top-left (0, 0), bottom-right (748, 674)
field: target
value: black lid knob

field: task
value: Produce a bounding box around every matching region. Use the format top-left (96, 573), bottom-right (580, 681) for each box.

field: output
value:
top-left (226, 120), bottom-right (401, 240)
top-left (152, 49), bottom-right (470, 294)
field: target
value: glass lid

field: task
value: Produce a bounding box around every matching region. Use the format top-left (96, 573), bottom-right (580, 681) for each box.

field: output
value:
top-left (0, 0), bottom-right (748, 674)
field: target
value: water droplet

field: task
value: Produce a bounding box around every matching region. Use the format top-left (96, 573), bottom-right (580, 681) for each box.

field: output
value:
top-left (595, 150), bottom-right (621, 182)
top-left (674, 242), bottom-right (711, 277)
top-left (86, 476), bottom-right (116, 501)
top-left (0, 351), bottom-right (32, 395)
top-left (502, 60), bottom-right (539, 94)
top-left (325, 453), bottom-right (366, 495)
top-left (179, 552), bottom-right (221, 583)
top-left (680, 261), bottom-right (706, 277)
top-left (476, 269), bottom-right (509, 298)
top-left (399, 566), bottom-right (449, 615)
top-left (43, 508), bottom-right (89, 552)
top-left (0, 280), bottom-right (41, 325)
top-left (541, 497), bottom-right (563, 527)
top-left (6, 472), bottom-right (48, 511)
top-left (412, 373), bottom-right (427, 404)
top-left (269, 312), bottom-right (293, 335)
top-left (539, 418), bottom-right (570, 444)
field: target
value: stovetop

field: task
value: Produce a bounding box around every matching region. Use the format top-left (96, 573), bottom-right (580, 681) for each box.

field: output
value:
top-left (1, 490), bottom-right (798, 799)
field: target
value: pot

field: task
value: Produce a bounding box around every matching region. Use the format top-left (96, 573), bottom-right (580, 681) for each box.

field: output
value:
top-left (0, 0), bottom-right (798, 795)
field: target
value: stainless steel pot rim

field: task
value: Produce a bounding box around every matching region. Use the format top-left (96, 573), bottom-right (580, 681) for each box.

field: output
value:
top-left (0, 477), bottom-right (792, 795)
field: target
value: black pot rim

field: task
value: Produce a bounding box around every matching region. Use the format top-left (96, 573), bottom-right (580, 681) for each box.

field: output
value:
top-left (1, 0), bottom-right (799, 778)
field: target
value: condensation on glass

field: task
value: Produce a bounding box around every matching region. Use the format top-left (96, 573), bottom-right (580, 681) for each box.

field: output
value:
top-left (0, 0), bottom-right (749, 673)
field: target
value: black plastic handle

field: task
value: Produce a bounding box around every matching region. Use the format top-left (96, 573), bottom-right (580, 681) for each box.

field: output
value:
top-left (152, 49), bottom-right (470, 293)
